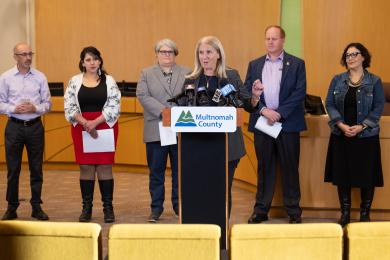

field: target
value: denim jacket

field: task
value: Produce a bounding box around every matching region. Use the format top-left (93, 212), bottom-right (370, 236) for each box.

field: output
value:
top-left (325, 70), bottom-right (385, 138)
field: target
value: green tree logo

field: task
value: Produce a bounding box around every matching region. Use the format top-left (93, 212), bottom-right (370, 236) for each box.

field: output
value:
top-left (175, 110), bottom-right (196, 127)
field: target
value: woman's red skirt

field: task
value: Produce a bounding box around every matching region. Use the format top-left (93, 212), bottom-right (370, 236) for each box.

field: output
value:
top-left (71, 111), bottom-right (118, 164)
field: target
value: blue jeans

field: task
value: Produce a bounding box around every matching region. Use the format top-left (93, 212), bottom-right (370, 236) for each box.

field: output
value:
top-left (146, 142), bottom-right (178, 214)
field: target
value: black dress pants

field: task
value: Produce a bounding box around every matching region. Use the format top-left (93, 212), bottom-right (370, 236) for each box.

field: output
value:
top-left (4, 119), bottom-right (44, 209)
top-left (253, 131), bottom-right (302, 217)
top-left (228, 159), bottom-right (240, 217)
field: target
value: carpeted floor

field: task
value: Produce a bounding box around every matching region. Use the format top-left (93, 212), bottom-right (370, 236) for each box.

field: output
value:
top-left (0, 169), bottom-right (335, 258)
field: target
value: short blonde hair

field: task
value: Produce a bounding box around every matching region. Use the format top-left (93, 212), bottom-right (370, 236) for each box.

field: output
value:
top-left (154, 38), bottom-right (179, 56)
top-left (186, 36), bottom-right (227, 79)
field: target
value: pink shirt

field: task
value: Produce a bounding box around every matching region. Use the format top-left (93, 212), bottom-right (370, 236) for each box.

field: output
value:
top-left (262, 52), bottom-right (284, 110)
top-left (0, 66), bottom-right (51, 120)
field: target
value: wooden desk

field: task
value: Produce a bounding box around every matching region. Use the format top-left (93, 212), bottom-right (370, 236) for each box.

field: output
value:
top-left (235, 115), bottom-right (390, 220)
top-left (0, 97), bottom-right (147, 170)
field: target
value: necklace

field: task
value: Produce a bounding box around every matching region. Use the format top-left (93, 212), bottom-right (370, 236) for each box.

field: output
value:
top-left (161, 68), bottom-right (173, 84)
top-left (82, 74), bottom-right (100, 87)
top-left (348, 72), bottom-right (364, 87)
top-left (204, 75), bottom-right (211, 88)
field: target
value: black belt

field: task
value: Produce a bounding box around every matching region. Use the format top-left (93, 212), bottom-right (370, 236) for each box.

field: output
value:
top-left (9, 117), bottom-right (41, 127)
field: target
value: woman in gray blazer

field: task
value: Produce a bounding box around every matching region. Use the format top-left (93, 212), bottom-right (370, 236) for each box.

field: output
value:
top-left (185, 36), bottom-right (262, 216)
top-left (136, 39), bottom-right (191, 222)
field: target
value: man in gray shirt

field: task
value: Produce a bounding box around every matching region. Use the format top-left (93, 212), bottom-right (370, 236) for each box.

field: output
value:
top-left (0, 43), bottom-right (51, 220)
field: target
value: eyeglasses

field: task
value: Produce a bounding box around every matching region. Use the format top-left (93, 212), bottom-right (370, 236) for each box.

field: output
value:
top-left (345, 52), bottom-right (361, 60)
top-left (158, 50), bottom-right (175, 56)
top-left (14, 52), bottom-right (35, 57)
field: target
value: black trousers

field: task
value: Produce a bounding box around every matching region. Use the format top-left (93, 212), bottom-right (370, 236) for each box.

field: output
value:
top-left (253, 131), bottom-right (302, 216)
top-left (4, 119), bottom-right (44, 209)
top-left (228, 159), bottom-right (240, 217)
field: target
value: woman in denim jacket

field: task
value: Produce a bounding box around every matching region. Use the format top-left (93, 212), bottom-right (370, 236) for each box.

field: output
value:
top-left (324, 42), bottom-right (385, 227)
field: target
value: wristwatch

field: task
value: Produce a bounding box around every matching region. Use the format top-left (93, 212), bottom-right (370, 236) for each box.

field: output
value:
top-left (360, 123), bottom-right (368, 130)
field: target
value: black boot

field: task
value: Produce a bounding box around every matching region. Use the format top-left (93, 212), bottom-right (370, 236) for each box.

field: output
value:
top-left (99, 179), bottom-right (115, 223)
top-left (79, 180), bottom-right (95, 222)
top-left (360, 187), bottom-right (375, 222)
top-left (337, 186), bottom-right (351, 227)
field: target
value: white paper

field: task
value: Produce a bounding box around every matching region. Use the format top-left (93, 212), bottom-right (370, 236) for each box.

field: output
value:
top-left (255, 116), bottom-right (282, 139)
top-left (159, 121), bottom-right (177, 146)
top-left (82, 129), bottom-right (115, 153)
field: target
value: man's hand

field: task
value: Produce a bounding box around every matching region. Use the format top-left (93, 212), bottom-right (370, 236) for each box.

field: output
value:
top-left (261, 108), bottom-right (281, 125)
top-left (14, 102), bottom-right (36, 114)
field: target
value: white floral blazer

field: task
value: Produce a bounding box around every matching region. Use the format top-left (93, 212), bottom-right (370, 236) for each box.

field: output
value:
top-left (64, 73), bottom-right (121, 128)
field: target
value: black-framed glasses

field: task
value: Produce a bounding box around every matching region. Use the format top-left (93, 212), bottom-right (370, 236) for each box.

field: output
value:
top-left (345, 52), bottom-right (360, 60)
top-left (14, 52), bottom-right (35, 57)
top-left (158, 50), bottom-right (174, 56)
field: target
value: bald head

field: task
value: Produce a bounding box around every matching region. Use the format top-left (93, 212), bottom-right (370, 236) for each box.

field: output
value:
top-left (13, 43), bottom-right (33, 73)
top-left (13, 43), bottom-right (31, 54)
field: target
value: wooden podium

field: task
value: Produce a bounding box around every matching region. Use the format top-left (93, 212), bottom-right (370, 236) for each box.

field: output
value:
top-left (162, 107), bottom-right (242, 250)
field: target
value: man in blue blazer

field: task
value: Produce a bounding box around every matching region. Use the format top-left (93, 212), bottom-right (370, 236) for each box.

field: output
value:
top-left (244, 25), bottom-right (307, 224)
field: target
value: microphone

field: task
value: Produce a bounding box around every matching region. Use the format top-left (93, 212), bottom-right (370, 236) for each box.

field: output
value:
top-left (219, 80), bottom-right (244, 108)
top-left (197, 86), bottom-right (209, 106)
top-left (167, 92), bottom-right (188, 106)
top-left (168, 79), bottom-right (196, 106)
top-left (184, 80), bottom-right (195, 106)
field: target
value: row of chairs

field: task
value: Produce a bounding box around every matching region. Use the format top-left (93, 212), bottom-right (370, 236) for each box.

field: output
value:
top-left (0, 221), bottom-right (390, 260)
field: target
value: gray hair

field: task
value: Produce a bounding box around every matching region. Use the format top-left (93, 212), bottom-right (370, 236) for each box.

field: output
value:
top-left (154, 38), bottom-right (179, 56)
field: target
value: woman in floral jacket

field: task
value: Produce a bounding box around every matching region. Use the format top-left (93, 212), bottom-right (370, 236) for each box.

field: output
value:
top-left (64, 46), bottom-right (121, 223)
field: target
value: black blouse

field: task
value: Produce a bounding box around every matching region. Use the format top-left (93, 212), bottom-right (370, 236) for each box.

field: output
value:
top-left (198, 74), bottom-right (219, 106)
top-left (343, 86), bottom-right (358, 126)
top-left (78, 80), bottom-right (107, 112)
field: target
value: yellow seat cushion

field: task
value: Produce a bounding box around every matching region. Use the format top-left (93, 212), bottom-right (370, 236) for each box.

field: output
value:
top-left (108, 224), bottom-right (220, 260)
top-left (0, 221), bottom-right (101, 260)
top-left (346, 222), bottom-right (390, 260)
top-left (230, 223), bottom-right (343, 260)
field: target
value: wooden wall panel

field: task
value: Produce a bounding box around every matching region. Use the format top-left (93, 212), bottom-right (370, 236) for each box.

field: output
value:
top-left (303, 0), bottom-right (390, 98)
top-left (35, 0), bottom-right (280, 84)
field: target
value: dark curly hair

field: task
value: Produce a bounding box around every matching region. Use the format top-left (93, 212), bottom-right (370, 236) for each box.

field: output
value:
top-left (340, 42), bottom-right (371, 69)
top-left (78, 46), bottom-right (107, 81)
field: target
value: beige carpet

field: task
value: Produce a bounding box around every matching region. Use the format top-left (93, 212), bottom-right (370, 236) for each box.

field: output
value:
top-left (0, 169), bottom-right (335, 258)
